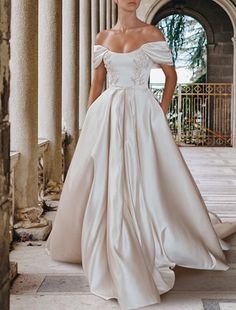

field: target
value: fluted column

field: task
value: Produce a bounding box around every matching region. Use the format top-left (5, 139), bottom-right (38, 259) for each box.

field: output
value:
top-left (91, 0), bottom-right (100, 74)
top-left (79, 0), bottom-right (91, 129)
top-left (106, 0), bottom-right (111, 29)
top-left (111, 1), bottom-right (117, 27)
top-left (62, 0), bottom-right (79, 174)
top-left (91, 0), bottom-right (99, 46)
top-left (99, 0), bottom-right (106, 31)
top-left (10, 0), bottom-right (49, 233)
top-left (232, 36), bottom-right (236, 147)
top-left (38, 0), bottom-right (62, 184)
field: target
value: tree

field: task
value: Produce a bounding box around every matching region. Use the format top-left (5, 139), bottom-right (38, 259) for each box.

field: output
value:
top-left (157, 14), bottom-right (207, 82)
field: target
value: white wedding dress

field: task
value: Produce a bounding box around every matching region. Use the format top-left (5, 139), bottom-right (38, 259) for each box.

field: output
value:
top-left (46, 41), bottom-right (236, 310)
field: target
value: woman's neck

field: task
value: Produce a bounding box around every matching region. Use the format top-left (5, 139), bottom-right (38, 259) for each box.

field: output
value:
top-left (113, 12), bottom-right (142, 32)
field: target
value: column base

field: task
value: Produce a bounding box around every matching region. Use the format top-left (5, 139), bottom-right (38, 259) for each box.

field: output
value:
top-left (43, 179), bottom-right (63, 201)
top-left (14, 205), bottom-right (53, 241)
top-left (14, 220), bottom-right (52, 241)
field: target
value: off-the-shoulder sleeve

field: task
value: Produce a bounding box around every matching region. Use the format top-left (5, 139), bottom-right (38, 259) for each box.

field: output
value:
top-left (93, 45), bottom-right (108, 69)
top-left (142, 41), bottom-right (173, 68)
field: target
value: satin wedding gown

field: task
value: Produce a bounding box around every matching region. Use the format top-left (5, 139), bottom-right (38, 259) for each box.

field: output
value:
top-left (46, 41), bottom-right (236, 310)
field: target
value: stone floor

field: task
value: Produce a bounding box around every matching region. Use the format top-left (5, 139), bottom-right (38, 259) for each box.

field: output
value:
top-left (10, 147), bottom-right (236, 309)
top-left (180, 147), bottom-right (236, 219)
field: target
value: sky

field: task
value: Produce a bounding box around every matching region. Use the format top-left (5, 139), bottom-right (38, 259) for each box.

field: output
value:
top-left (150, 67), bottom-right (192, 84)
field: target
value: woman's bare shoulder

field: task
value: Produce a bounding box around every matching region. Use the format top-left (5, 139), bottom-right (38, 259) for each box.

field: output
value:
top-left (95, 24), bottom-right (166, 45)
top-left (95, 30), bottom-right (111, 45)
top-left (141, 24), bottom-right (166, 42)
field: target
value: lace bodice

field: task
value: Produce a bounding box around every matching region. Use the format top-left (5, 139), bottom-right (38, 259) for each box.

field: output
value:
top-left (93, 41), bottom-right (173, 88)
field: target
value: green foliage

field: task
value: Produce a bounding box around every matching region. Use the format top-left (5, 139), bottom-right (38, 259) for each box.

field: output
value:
top-left (159, 14), bottom-right (185, 62)
top-left (157, 14), bottom-right (207, 82)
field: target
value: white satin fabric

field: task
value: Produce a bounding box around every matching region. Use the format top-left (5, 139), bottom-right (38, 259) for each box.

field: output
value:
top-left (46, 41), bottom-right (236, 310)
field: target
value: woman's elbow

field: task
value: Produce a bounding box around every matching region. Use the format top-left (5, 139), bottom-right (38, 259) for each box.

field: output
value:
top-left (166, 67), bottom-right (177, 84)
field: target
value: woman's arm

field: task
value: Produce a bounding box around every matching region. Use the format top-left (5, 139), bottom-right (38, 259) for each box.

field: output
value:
top-left (142, 25), bottom-right (177, 115)
top-left (87, 61), bottom-right (107, 108)
top-left (159, 64), bottom-right (177, 115)
top-left (87, 31), bottom-right (108, 108)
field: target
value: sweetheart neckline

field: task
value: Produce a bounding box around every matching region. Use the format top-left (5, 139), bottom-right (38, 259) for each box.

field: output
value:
top-left (94, 40), bottom-right (167, 55)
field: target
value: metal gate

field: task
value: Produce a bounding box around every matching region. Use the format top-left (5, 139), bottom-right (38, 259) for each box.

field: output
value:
top-left (150, 83), bottom-right (232, 146)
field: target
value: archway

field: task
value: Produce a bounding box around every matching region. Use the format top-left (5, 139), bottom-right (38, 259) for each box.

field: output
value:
top-left (150, 14), bottom-right (214, 145)
top-left (137, 0), bottom-right (236, 146)
top-left (151, 14), bottom-right (208, 84)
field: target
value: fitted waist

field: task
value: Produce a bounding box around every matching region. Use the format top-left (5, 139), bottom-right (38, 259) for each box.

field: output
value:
top-left (107, 84), bottom-right (149, 90)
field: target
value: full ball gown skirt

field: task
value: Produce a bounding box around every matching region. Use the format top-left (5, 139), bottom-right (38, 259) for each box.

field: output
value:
top-left (46, 41), bottom-right (236, 310)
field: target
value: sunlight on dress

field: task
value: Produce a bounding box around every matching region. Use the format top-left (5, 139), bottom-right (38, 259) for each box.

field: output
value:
top-left (45, 41), bottom-right (236, 310)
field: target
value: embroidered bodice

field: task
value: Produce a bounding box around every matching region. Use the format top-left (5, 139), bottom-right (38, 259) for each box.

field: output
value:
top-left (93, 41), bottom-right (173, 88)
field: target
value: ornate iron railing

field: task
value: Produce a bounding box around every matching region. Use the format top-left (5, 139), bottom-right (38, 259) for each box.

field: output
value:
top-left (150, 83), bottom-right (232, 146)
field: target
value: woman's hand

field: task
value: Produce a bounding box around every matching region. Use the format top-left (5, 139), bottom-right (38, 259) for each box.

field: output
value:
top-left (161, 106), bottom-right (169, 116)
top-left (159, 63), bottom-right (177, 114)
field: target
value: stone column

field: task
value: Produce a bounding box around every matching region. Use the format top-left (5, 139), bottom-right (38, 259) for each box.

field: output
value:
top-left (62, 0), bottom-right (79, 175)
top-left (91, 0), bottom-right (99, 46)
top-left (106, 0), bottom-right (111, 29)
top-left (232, 36), bottom-right (236, 147)
top-left (91, 0), bottom-right (100, 75)
top-left (79, 0), bottom-right (91, 130)
top-left (111, 1), bottom-right (117, 27)
top-left (10, 1), bottom-right (50, 238)
top-left (99, 0), bottom-right (106, 31)
top-left (91, 0), bottom-right (100, 47)
top-left (38, 0), bottom-right (63, 184)
top-left (0, 1), bottom-right (11, 308)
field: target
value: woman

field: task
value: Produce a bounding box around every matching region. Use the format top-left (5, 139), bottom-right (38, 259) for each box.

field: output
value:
top-left (46, 1), bottom-right (236, 309)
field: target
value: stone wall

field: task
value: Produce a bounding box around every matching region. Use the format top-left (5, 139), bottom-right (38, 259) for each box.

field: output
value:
top-left (0, 0), bottom-right (11, 309)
